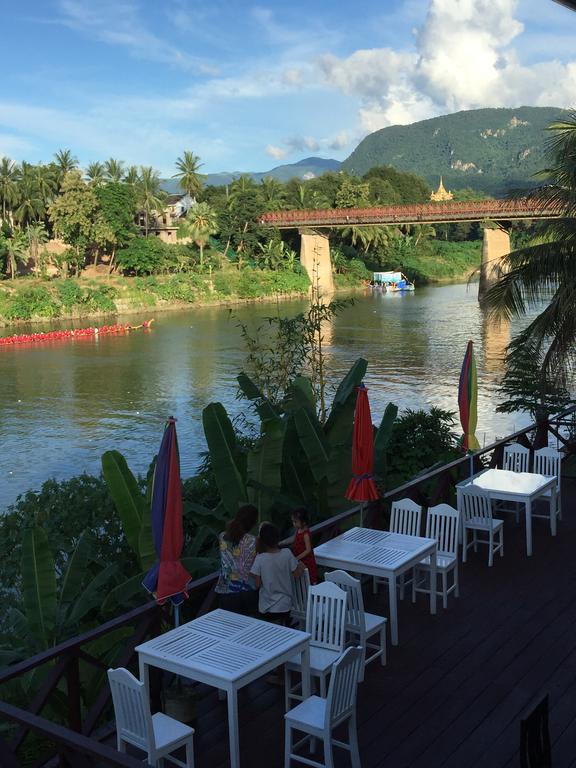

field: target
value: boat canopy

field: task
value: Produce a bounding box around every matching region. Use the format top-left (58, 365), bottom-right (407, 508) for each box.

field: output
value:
top-left (373, 271), bottom-right (406, 284)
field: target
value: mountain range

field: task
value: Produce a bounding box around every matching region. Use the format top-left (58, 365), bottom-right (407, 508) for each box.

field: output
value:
top-left (163, 106), bottom-right (569, 197)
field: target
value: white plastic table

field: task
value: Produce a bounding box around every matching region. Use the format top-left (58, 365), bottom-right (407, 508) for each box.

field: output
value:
top-left (136, 609), bottom-right (311, 768)
top-left (456, 468), bottom-right (558, 557)
top-left (314, 527), bottom-right (437, 646)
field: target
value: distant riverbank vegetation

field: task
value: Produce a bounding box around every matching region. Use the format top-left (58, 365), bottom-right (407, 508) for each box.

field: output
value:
top-left (0, 148), bottom-right (524, 323)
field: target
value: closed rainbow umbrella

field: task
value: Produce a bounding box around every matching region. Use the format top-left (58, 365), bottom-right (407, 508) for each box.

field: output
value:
top-left (459, 341), bottom-right (480, 466)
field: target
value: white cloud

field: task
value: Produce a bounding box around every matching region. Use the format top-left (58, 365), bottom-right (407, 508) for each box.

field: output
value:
top-left (319, 0), bottom-right (576, 134)
top-left (265, 144), bottom-right (288, 160)
top-left (328, 130), bottom-right (350, 150)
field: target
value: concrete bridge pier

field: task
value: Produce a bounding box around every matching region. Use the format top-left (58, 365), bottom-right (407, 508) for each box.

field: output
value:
top-left (478, 228), bottom-right (511, 303)
top-left (299, 229), bottom-right (334, 297)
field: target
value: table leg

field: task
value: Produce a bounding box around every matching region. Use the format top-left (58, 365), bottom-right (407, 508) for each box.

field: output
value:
top-left (300, 643), bottom-right (311, 702)
top-left (526, 499), bottom-right (533, 556)
top-left (429, 549), bottom-right (437, 615)
top-left (388, 575), bottom-right (399, 646)
top-left (227, 685), bottom-right (240, 768)
top-left (551, 485), bottom-right (558, 536)
top-left (139, 658), bottom-right (149, 700)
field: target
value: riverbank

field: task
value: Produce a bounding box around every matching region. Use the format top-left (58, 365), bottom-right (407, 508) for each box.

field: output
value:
top-left (366, 240), bottom-right (482, 284)
top-left (0, 268), bottom-right (316, 328)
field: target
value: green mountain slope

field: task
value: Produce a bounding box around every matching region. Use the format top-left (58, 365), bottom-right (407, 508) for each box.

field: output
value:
top-left (342, 106), bottom-right (570, 196)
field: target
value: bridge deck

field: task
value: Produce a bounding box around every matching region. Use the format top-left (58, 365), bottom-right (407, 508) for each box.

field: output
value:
top-left (260, 198), bottom-right (559, 228)
top-left (152, 470), bottom-right (574, 768)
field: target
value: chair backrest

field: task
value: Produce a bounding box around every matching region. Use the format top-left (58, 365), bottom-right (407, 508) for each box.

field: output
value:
top-left (460, 487), bottom-right (493, 523)
top-left (325, 646), bottom-right (363, 727)
top-left (520, 694), bottom-right (551, 768)
top-left (291, 567), bottom-right (310, 619)
top-left (306, 581), bottom-right (347, 652)
top-left (389, 498), bottom-right (422, 537)
top-left (534, 447), bottom-right (561, 489)
top-left (325, 570), bottom-right (365, 638)
top-left (503, 443), bottom-right (530, 473)
top-left (426, 504), bottom-right (459, 556)
top-left (107, 668), bottom-right (154, 752)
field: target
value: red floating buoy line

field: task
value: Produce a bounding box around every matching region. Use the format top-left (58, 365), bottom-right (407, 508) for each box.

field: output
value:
top-left (0, 319), bottom-right (155, 347)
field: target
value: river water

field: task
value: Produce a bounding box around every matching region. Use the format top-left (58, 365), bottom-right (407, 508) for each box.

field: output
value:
top-left (0, 282), bottom-right (529, 511)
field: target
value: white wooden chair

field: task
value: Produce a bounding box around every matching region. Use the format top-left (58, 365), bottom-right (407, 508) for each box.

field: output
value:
top-left (413, 504), bottom-right (459, 609)
top-left (284, 646), bottom-right (363, 768)
top-left (503, 443), bottom-right (530, 473)
top-left (325, 570), bottom-right (387, 681)
top-left (534, 446), bottom-right (562, 522)
top-left (501, 443), bottom-right (531, 522)
top-left (291, 567), bottom-right (311, 629)
top-left (373, 498), bottom-right (423, 595)
top-left (460, 487), bottom-right (504, 567)
top-left (285, 581), bottom-right (347, 708)
top-left (107, 668), bottom-right (195, 768)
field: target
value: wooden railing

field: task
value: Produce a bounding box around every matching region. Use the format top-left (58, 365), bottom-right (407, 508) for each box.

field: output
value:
top-left (1, 405), bottom-right (574, 767)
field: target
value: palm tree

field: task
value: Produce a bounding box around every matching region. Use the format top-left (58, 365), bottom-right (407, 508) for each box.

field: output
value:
top-left (5, 231), bottom-right (28, 279)
top-left (485, 111), bottom-right (576, 392)
top-left (342, 225), bottom-right (389, 255)
top-left (260, 177), bottom-right (285, 212)
top-left (14, 163), bottom-right (44, 227)
top-left (104, 158), bottom-right (125, 183)
top-left (86, 162), bottom-right (105, 187)
top-left (0, 157), bottom-right (19, 224)
top-left (33, 164), bottom-right (58, 211)
top-left (136, 166), bottom-right (166, 235)
top-left (124, 166), bottom-right (140, 186)
top-left (26, 222), bottom-right (48, 272)
top-left (54, 149), bottom-right (78, 183)
top-left (178, 201), bottom-right (218, 266)
top-left (173, 151), bottom-right (204, 199)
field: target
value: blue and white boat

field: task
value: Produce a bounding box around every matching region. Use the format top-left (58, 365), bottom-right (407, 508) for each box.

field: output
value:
top-left (372, 271), bottom-right (415, 292)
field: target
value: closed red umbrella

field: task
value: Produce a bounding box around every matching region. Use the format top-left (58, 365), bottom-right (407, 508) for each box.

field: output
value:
top-left (345, 384), bottom-right (379, 505)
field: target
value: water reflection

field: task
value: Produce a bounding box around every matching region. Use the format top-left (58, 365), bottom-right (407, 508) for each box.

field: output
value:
top-left (0, 283), bottom-right (533, 509)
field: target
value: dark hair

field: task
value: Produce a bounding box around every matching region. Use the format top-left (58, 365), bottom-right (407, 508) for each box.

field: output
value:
top-left (258, 522), bottom-right (280, 550)
top-left (291, 507), bottom-right (309, 526)
top-left (224, 504), bottom-right (258, 546)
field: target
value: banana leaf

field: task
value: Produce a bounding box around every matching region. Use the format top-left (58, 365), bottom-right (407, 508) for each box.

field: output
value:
top-left (67, 564), bottom-right (119, 625)
top-left (324, 358), bottom-right (368, 437)
top-left (202, 402), bottom-right (247, 514)
top-left (22, 527), bottom-right (57, 651)
top-left (101, 450), bottom-right (147, 559)
top-left (237, 372), bottom-right (277, 420)
top-left (247, 417), bottom-right (285, 522)
top-left (283, 376), bottom-right (316, 416)
top-left (294, 408), bottom-right (329, 483)
top-left (374, 402), bottom-right (398, 476)
top-left (101, 572), bottom-right (149, 615)
top-left (58, 530), bottom-right (94, 617)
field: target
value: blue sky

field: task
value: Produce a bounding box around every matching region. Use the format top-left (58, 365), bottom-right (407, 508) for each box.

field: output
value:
top-left (1, 0), bottom-right (575, 175)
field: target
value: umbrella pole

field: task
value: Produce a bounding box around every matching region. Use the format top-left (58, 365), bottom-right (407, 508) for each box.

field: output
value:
top-left (469, 451), bottom-right (474, 479)
top-left (360, 502), bottom-right (365, 528)
top-left (174, 603), bottom-right (180, 628)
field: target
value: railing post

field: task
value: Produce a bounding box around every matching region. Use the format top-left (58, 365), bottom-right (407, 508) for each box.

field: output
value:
top-left (66, 653), bottom-right (82, 733)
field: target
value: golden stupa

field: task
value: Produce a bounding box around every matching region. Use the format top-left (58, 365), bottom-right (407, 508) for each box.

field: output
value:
top-left (430, 176), bottom-right (453, 202)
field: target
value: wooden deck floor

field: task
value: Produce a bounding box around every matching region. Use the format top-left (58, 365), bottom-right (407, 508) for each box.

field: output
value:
top-left (155, 476), bottom-right (576, 767)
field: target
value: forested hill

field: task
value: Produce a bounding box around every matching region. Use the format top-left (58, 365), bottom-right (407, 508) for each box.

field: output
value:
top-left (342, 106), bottom-right (570, 196)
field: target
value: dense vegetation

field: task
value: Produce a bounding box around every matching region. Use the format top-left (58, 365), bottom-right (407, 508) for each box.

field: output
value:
top-left (343, 106), bottom-right (570, 196)
top-left (0, 146), bottom-right (498, 323)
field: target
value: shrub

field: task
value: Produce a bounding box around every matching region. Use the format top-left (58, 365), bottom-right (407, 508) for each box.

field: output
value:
top-left (116, 237), bottom-right (168, 275)
top-left (82, 285), bottom-right (117, 313)
top-left (56, 280), bottom-right (84, 311)
top-left (5, 286), bottom-right (61, 320)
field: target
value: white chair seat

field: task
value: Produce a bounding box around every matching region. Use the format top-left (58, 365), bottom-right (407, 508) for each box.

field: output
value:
top-left (363, 613), bottom-right (387, 634)
top-left (287, 646), bottom-right (341, 676)
top-left (416, 553), bottom-right (457, 570)
top-left (284, 694), bottom-right (327, 732)
top-left (152, 712), bottom-right (194, 751)
top-left (465, 516), bottom-right (504, 531)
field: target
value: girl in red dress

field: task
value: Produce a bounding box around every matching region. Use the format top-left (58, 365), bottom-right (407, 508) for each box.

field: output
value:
top-left (291, 508), bottom-right (318, 584)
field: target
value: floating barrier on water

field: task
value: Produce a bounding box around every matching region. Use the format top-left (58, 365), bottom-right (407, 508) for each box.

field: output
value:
top-left (0, 319), bottom-right (155, 347)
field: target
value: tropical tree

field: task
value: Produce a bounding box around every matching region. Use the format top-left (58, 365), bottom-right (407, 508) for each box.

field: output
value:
top-left (14, 163), bottom-right (44, 227)
top-left (33, 163), bottom-right (58, 212)
top-left (178, 201), bottom-right (218, 266)
top-left (260, 177), bottom-right (285, 212)
top-left (86, 161), bottom-right (106, 187)
top-left (484, 111), bottom-right (576, 393)
top-left (341, 224), bottom-right (389, 255)
top-left (48, 170), bottom-right (100, 274)
top-left (136, 166), bottom-right (165, 235)
top-left (0, 157), bottom-right (20, 223)
top-left (104, 158), bottom-right (125, 183)
top-left (124, 165), bottom-right (140, 186)
top-left (95, 182), bottom-right (137, 266)
top-left (4, 231), bottom-right (28, 279)
top-left (26, 222), bottom-right (48, 272)
top-left (173, 151), bottom-right (204, 199)
top-left (53, 148), bottom-right (78, 183)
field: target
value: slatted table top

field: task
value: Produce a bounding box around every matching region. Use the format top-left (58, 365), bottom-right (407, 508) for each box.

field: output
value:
top-left (456, 468), bottom-right (556, 497)
top-left (136, 609), bottom-right (310, 684)
top-left (315, 527), bottom-right (436, 572)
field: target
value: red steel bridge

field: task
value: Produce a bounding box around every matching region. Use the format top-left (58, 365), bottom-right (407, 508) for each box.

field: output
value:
top-left (259, 198), bottom-right (560, 228)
